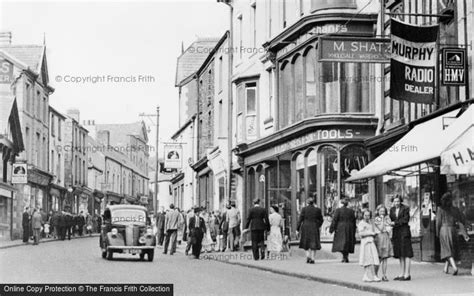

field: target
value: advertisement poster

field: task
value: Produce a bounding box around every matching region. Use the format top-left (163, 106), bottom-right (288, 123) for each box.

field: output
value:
top-left (390, 18), bottom-right (439, 104)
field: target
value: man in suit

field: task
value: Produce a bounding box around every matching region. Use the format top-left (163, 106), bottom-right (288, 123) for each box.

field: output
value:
top-left (31, 208), bottom-right (42, 245)
top-left (163, 204), bottom-right (183, 255)
top-left (226, 201), bottom-right (241, 251)
top-left (156, 207), bottom-right (166, 246)
top-left (185, 206), bottom-right (196, 256)
top-left (22, 207), bottom-right (30, 244)
top-left (245, 198), bottom-right (270, 260)
top-left (188, 207), bottom-right (206, 259)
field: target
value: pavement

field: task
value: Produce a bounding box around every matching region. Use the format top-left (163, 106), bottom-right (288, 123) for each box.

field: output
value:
top-left (0, 233), bottom-right (100, 249)
top-left (192, 243), bottom-right (474, 296)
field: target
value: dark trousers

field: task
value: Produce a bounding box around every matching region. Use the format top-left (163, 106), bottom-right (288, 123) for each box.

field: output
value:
top-left (251, 230), bottom-right (265, 260)
top-left (78, 226), bottom-right (84, 236)
top-left (59, 226), bottom-right (66, 240)
top-left (163, 229), bottom-right (177, 254)
top-left (22, 226), bottom-right (29, 242)
top-left (157, 228), bottom-right (165, 246)
top-left (67, 226), bottom-right (72, 240)
top-left (185, 238), bottom-right (193, 253)
top-left (192, 240), bottom-right (202, 258)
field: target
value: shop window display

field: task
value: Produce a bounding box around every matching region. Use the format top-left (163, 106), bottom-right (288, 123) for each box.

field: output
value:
top-left (320, 146), bottom-right (338, 216)
top-left (447, 175), bottom-right (474, 233)
top-left (340, 146), bottom-right (369, 212)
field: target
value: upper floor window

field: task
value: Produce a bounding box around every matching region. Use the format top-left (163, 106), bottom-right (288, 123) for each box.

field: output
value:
top-left (311, 0), bottom-right (356, 12)
top-left (237, 81), bottom-right (259, 143)
top-left (51, 114), bottom-right (55, 137)
top-left (278, 44), bottom-right (374, 130)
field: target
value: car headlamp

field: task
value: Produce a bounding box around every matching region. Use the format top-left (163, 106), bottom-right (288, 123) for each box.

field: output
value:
top-left (139, 237), bottom-right (146, 244)
top-left (146, 228), bottom-right (153, 235)
top-left (111, 228), bottom-right (118, 235)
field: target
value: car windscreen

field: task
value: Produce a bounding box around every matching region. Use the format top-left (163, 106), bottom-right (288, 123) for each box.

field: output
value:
top-left (110, 209), bottom-right (146, 226)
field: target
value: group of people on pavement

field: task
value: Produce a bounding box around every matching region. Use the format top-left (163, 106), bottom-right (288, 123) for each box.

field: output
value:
top-left (22, 207), bottom-right (101, 245)
top-left (297, 192), bottom-right (470, 283)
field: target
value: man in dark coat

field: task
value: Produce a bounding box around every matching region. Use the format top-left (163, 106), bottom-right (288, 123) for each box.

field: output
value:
top-left (65, 212), bottom-right (73, 240)
top-left (51, 211), bottom-right (59, 239)
top-left (188, 207), bottom-right (206, 259)
top-left (297, 198), bottom-right (323, 263)
top-left (245, 198), bottom-right (270, 260)
top-left (58, 212), bottom-right (66, 240)
top-left (76, 211), bottom-right (85, 236)
top-left (22, 207), bottom-right (30, 243)
top-left (329, 199), bottom-right (356, 263)
top-left (156, 207), bottom-right (166, 246)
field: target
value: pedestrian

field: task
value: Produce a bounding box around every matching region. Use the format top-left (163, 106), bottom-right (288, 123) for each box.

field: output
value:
top-left (212, 211), bottom-right (221, 251)
top-left (156, 207), bottom-right (166, 246)
top-left (201, 211), bottom-right (213, 252)
top-left (31, 208), bottom-right (42, 245)
top-left (374, 204), bottom-right (393, 281)
top-left (65, 211), bottom-right (73, 240)
top-left (185, 206), bottom-right (196, 256)
top-left (58, 211), bottom-right (66, 240)
top-left (51, 211), bottom-right (59, 239)
top-left (220, 204), bottom-right (230, 252)
top-left (358, 210), bottom-right (380, 282)
top-left (40, 208), bottom-right (47, 238)
top-left (177, 208), bottom-right (185, 245)
top-left (437, 192), bottom-right (469, 275)
top-left (188, 207), bottom-right (206, 259)
top-left (329, 199), bottom-right (356, 263)
top-left (297, 198), bottom-right (323, 264)
top-left (245, 198), bottom-right (270, 260)
top-left (267, 205), bottom-right (283, 256)
top-left (226, 201), bottom-right (241, 251)
top-left (22, 207), bottom-right (30, 244)
top-left (389, 195), bottom-right (413, 281)
top-left (85, 212), bottom-right (93, 236)
top-left (95, 212), bottom-right (102, 233)
top-left (76, 211), bottom-right (85, 236)
top-left (163, 204), bottom-right (183, 255)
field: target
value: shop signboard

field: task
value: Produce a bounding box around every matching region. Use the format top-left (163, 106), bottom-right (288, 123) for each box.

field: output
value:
top-left (441, 47), bottom-right (467, 85)
top-left (0, 59), bottom-right (13, 84)
top-left (11, 163), bottom-right (27, 184)
top-left (319, 37), bottom-right (390, 63)
top-left (390, 18), bottom-right (439, 104)
top-left (440, 128), bottom-right (474, 175)
top-left (164, 144), bottom-right (182, 169)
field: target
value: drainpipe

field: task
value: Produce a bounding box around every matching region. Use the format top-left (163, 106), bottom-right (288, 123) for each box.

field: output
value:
top-left (218, 0), bottom-right (234, 204)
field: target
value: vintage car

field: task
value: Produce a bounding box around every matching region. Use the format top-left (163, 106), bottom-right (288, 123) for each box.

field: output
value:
top-left (99, 205), bottom-right (156, 261)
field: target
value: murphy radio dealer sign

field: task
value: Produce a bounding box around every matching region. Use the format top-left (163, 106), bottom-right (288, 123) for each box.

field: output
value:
top-left (390, 18), bottom-right (439, 104)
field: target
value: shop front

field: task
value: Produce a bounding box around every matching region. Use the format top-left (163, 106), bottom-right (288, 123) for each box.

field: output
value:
top-left (349, 104), bottom-right (474, 263)
top-left (237, 119), bottom-right (377, 240)
top-left (192, 157), bottom-right (214, 211)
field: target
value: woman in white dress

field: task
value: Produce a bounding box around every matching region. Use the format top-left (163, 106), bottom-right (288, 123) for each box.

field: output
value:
top-left (267, 206), bottom-right (283, 255)
top-left (201, 211), bottom-right (213, 252)
top-left (358, 210), bottom-right (381, 282)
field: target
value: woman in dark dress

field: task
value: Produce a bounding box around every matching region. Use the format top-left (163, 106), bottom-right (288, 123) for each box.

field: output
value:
top-left (436, 192), bottom-right (467, 275)
top-left (297, 198), bottom-right (323, 264)
top-left (389, 195), bottom-right (413, 281)
top-left (329, 199), bottom-right (356, 263)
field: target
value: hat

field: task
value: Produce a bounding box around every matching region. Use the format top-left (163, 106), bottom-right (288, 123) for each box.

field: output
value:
top-left (253, 198), bottom-right (260, 205)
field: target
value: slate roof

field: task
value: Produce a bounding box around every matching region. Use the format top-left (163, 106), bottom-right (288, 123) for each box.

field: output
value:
top-left (95, 122), bottom-right (148, 146)
top-left (175, 37), bottom-right (220, 86)
top-left (0, 45), bottom-right (44, 73)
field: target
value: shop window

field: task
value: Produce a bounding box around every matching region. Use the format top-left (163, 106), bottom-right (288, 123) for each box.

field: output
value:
top-left (340, 146), bottom-right (368, 212)
top-left (307, 149), bottom-right (318, 200)
top-left (0, 197), bottom-right (7, 224)
top-left (248, 168), bottom-right (256, 204)
top-left (319, 146), bottom-right (338, 216)
top-left (218, 177), bottom-right (225, 210)
top-left (448, 175), bottom-right (474, 233)
top-left (295, 153), bottom-right (305, 217)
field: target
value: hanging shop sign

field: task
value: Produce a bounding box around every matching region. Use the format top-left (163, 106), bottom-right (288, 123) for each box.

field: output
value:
top-left (441, 47), bottom-right (467, 86)
top-left (164, 144), bottom-right (183, 169)
top-left (390, 18), bottom-right (439, 104)
top-left (11, 163), bottom-right (27, 184)
top-left (0, 59), bottom-right (13, 84)
top-left (319, 37), bottom-right (390, 63)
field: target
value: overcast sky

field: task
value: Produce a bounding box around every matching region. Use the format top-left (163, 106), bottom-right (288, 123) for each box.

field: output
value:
top-left (0, 0), bottom-right (228, 152)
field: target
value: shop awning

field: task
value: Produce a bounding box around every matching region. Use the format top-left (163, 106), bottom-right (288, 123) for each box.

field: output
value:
top-left (440, 105), bottom-right (474, 175)
top-left (347, 107), bottom-right (468, 181)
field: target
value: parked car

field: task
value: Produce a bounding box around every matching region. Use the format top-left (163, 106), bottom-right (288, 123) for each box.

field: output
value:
top-left (99, 205), bottom-right (156, 261)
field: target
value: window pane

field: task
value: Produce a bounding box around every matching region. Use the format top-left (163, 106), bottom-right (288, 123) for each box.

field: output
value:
top-left (237, 85), bottom-right (244, 113)
top-left (340, 146), bottom-right (368, 214)
top-left (294, 56), bottom-right (304, 121)
top-left (320, 146), bottom-right (338, 216)
top-left (321, 62), bottom-right (340, 113)
top-left (246, 87), bottom-right (256, 113)
top-left (305, 48), bottom-right (317, 116)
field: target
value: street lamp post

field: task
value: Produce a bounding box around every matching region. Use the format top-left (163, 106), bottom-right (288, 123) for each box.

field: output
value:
top-left (140, 106), bottom-right (160, 216)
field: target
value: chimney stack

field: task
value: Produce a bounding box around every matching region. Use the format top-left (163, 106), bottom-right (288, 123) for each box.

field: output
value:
top-left (0, 32), bottom-right (12, 46)
top-left (67, 109), bottom-right (80, 122)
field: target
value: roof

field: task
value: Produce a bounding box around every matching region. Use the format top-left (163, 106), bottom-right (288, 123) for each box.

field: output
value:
top-left (0, 96), bottom-right (24, 153)
top-left (0, 96), bottom-right (14, 135)
top-left (0, 45), bottom-right (44, 74)
top-left (95, 122), bottom-right (148, 145)
top-left (175, 37), bottom-right (220, 86)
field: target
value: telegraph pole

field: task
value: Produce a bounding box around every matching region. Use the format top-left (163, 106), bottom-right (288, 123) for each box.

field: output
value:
top-left (139, 106), bottom-right (160, 217)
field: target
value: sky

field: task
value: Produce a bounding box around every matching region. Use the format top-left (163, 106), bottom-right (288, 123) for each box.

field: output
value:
top-left (0, 0), bottom-right (228, 153)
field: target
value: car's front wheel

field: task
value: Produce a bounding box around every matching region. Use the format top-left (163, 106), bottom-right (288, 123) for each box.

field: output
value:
top-left (147, 250), bottom-right (154, 262)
